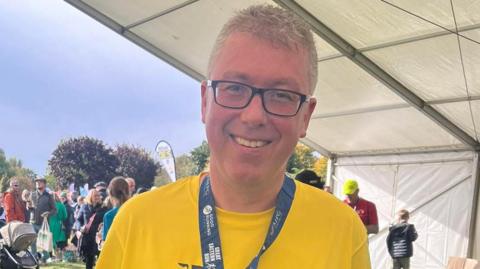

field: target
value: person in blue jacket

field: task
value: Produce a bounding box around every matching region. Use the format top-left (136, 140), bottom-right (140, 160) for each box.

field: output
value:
top-left (102, 176), bottom-right (130, 241)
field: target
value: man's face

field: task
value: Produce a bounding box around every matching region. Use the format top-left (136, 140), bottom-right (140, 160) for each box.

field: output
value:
top-left (202, 32), bottom-right (316, 183)
top-left (10, 180), bottom-right (19, 192)
top-left (347, 189), bottom-right (359, 201)
top-left (36, 181), bottom-right (45, 190)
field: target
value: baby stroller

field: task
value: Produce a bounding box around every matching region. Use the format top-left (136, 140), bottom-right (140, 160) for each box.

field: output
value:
top-left (0, 221), bottom-right (39, 269)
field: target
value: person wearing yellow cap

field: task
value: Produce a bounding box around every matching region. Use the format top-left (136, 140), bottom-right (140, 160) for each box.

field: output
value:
top-left (343, 179), bottom-right (379, 235)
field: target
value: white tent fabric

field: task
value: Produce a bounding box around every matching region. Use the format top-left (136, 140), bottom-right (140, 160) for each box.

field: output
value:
top-left (65, 0), bottom-right (480, 268)
top-left (65, 0), bottom-right (480, 154)
top-left (334, 151), bottom-right (475, 268)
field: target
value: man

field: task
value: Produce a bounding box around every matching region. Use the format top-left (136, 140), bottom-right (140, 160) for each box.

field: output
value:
top-left (343, 179), bottom-right (379, 234)
top-left (125, 177), bottom-right (136, 196)
top-left (387, 209), bottom-right (418, 269)
top-left (30, 177), bottom-right (57, 260)
top-left (97, 5), bottom-right (370, 268)
top-left (4, 177), bottom-right (26, 222)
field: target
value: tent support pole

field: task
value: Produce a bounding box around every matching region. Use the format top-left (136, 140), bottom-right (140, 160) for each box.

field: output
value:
top-left (326, 157), bottom-right (336, 189)
top-left (468, 152), bottom-right (480, 258)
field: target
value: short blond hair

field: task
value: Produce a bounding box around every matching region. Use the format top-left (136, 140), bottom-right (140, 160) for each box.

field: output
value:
top-left (397, 209), bottom-right (410, 220)
top-left (207, 4), bottom-right (318, 94)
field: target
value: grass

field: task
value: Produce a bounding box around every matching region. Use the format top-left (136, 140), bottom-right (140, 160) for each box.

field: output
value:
top-left (41, 261), bottom-right (84, 268)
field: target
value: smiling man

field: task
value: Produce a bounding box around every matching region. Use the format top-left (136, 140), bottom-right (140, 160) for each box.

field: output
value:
top-left (97, 5), bottom-right (370, 269)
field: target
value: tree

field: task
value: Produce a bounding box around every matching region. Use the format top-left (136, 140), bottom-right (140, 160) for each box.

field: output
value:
top-left (0, 149), bottom-right (13, 179)
top-left (0, 148), bottom-right (36, 192)
top-left (154, 168), bottom-right (171, 187)
top-left (175, 154), bottom-right (196, 179)
top-left (191, 140), bottom-right (210, 174)
top-left (7, 157), bottom-right (36, 181)
top-left (287, 143), bottom-right (317, 173)
top-left (313, 157), bottom-right (328, 179)
top-left (0, 175), bottom-right (9, 193)
top-left (48, 136), bottom-right (119, 189)
top-left (114, 144), bottom-right (160, 189)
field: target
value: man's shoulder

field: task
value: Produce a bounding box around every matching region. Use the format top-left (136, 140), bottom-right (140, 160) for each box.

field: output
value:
top-left (359, 197), bottom-right (376, 207)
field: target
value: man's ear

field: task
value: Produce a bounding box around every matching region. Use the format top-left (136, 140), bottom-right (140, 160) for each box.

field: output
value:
top-left (299, 97), bottom-right (317, 138)
top-left (201, 80), bottom-right (208, 124)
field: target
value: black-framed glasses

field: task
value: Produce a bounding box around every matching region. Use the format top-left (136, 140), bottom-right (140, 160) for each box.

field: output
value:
top-left (207, 80), bottom-right (311, 117)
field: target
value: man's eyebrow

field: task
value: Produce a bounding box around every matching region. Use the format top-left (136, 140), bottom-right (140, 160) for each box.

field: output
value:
top-left (220, 72), bottom-right (301, 90)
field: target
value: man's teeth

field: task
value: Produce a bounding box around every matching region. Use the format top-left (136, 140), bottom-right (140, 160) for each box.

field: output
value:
top-left (234, 137), bottom-right (268, 148)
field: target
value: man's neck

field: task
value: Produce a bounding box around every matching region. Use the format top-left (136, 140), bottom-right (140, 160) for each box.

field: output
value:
top-left (206, 170), bottom-right (285, 213)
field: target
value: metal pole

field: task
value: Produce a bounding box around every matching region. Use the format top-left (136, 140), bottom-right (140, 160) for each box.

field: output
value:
top-left (468, 152), bottom-right (480, 258)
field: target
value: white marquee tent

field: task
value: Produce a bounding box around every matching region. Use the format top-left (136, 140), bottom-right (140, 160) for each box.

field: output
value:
top-left (65, 0), bottom-right (480, 268)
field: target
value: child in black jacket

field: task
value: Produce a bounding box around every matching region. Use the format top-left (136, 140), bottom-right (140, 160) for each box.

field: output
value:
top-left (387, 209), bottom-right (418, 269)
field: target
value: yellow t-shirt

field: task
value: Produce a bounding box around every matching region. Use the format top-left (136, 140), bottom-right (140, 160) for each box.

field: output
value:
top-left (96, 175), bottom-right (370, 269)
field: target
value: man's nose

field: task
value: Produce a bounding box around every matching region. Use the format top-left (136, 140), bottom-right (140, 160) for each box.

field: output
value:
top-left (239, 94), bottom-right (268, 126)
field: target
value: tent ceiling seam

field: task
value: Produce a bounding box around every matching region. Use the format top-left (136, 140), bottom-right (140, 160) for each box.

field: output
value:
top-left (381, 0), bottom-right (480, 46)
top-left (334, 147), bottom-right (472, 158)
top-left (334, 157), bottom-right (472, 167)
top-left (312, 95), bottom-right (480, 119)
top-left (317, 22), bottom-right (480, 63)
top-left (273, 0), bottom-right (479, 149)
top-left (450, 0), bottom-right (480, 143)
top-left (124, 0), bottom-right (200, 31)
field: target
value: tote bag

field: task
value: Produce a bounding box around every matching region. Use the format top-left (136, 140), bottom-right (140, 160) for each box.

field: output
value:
top-left (36, 216), bottom-right (53, 252)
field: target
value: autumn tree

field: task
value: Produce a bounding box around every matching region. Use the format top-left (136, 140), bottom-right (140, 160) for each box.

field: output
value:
top-left (287, 143), bottom-right (317, 174)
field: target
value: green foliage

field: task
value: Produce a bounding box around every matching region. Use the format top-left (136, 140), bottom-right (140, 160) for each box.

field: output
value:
top-left (0, 176), bottom-right (9, 193)
top-left (287, 143), bottom-right (317, 174)
top-left (48, 136), bottom-right (119, 189)
top-left (0, 148), bottom-right (36, 192)
top-left (0, 149), bottom-right (13, 179)
top-left (154, 168), bottom-right (171, 187)
top-left (175, 154), bottom-right (196, 179)
top-left (114, 144), bottom-right (160, 188)
top-left (190, 140), bottom-right (210, 174)
top-left (153, 153), bottom-right (196, 186)
top-left (45, 174), bottom-right (59, 191)
top-left (7, 157), bottom-right (36, 180)
top-left (313, 157), bottom-right (328, 179)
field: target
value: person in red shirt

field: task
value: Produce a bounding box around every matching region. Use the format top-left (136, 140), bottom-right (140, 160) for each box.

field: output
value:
top-left (4, 177), bottom-right (26, 223)
top-left (343, 179), bottom-right (379, 234)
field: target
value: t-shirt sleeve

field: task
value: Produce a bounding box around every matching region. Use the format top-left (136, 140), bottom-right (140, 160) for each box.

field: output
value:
top-left (368, 202), bottom-right (378, 226)
top-left (96, 210), bottom-right (126, 269)
top-left (351, 212), bottom-right (371, 269)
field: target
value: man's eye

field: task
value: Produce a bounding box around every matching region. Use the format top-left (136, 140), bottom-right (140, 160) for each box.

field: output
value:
top-left (271, 91), bottom-right (296, 102)
top-left (225, 85), bottom-right (244, 92)
top-left (222, 84), bottom-right (247, 95)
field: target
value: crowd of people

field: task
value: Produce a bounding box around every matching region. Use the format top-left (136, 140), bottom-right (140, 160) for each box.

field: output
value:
top-left (0, 175), bottom-right (143, 268)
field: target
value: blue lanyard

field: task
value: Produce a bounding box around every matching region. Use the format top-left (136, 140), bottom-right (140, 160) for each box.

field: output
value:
top-left (198, 175), bottom-right (296, 269)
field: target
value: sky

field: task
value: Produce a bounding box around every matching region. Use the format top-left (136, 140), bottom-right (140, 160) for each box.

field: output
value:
top-left (0, 1), bottom-right (206, 175)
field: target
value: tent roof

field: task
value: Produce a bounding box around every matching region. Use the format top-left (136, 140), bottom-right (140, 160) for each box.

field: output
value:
top-left (66, 0), bottom-right (480, 157)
